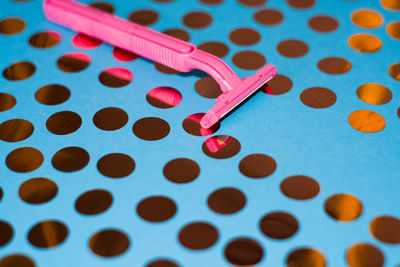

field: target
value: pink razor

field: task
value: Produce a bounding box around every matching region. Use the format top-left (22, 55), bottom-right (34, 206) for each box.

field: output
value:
top-left (43, 0), bottom-right (277, 128)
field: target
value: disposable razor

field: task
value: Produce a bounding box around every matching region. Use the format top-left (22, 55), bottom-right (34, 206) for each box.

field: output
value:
top-left (43, 0), bottom-right (277, 128)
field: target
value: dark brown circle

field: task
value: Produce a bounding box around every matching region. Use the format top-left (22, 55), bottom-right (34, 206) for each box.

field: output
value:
top-left (195, 77), bottom-right (223, 99)
top-left (97, 153), bottom-right (135, 178)
top-left (229, 28), bottom-right (261, 46)
top-left (389, 62), bottom-right (400, 81)
top-left (308, 15), bottom-right (339, 33)
top-left (370, 216), bottom-right (400, 244)
top-left (19, 178), bottom-right (58, 204)
top-left (28, 31), bottom-right (61, 48)
top-left (0, 18), bottom-right (25, 35)
top-left (163, 158), bottom-right (200, 184)
top-left (57, 52), bottom-right (90, 73)
top-left (207, 187), bottom-right (246, 214)
top-left (35, 84), bottom-right (70, 105)
top-left (198, 41), bottom-right (229, 58)
top-left (136, 196), bottom-right (177, 222)
top-left (129, 9), bottom-right (159, 26)
top-left (324, 193), bottom-right (363, 222)
top-left (89, 2), bottom-right (115, 14)
top-left (154, 63), bottom-right (180, 74)
top-left (261, 74), bottom-right (293, 95)
top-left (2, 61), bottom-right (35, 81)
top-left (277, 39), bottom-right (309, 58)
top-left (28, 220), bottom-right (68, 248)
top-left (0, 254), bottom-right (35, 267)
top-left (75, 189), bottom-right (113, 215)
top-left (300, 87), bottom-right (337, 108)
top-left (0, 93), bottom-right (16, 112)
top-left (224, 237), bottom-right (264, 266)
top-left (46, 111), bottom-right (82, 135)
top-left (254, 9), bottom-right (284, 26)
top-left (232, 51), bottom-right (266, 70)
top-left (0, 221), bottom-right (13, 247)
top-left (93, 107), bottom-right (128, 131)
top-left (51, 146), bottom-right (90, 172)
top-left (178, 222), bottom-right (218, 250)
top-left (238, 0), bottom-right (266, 7)
top-left (146, 259), bottom-right (179, 267)
top-left (98, 67), bottom-right (133, 88)
top-left (133, 117), bottom-right (170, 141)
top-left (0, 187), bottom-right (3, 201)
top-left (286, 248), bottom-right (326, 267)
top-left (259, 211), bottom-right (298, 239)
top-left (182, 11), bottom-right (212, 29)
top-left (6, 147), bottom-right (43, 173)
top-left (182, 113), bottom-right (220, 136)
top-left (162, 28), bottom-right (190, 42)
top-left (202, 135), bottom-right (241, 159)
top-left (199, 0), bottom-right (223, 5)
top-left (239, 153), bottom-right (276, 178)
top-left (318, 57), bottom-right (351, 75)
top-left (346, 243), bottom-right (384, 267)
top-left (89, 229), bottom-right (130, 257)
top-left (287, 0), bottom-right (315, 9)
top-left (146, 87), bottom-right (182, 109)
top-left (0, 119), bottom-right (34, 142)
top-left (280, 175), bottom-right (320, 200)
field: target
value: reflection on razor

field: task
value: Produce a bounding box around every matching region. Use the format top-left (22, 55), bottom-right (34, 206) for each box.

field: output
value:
top-left (43, 0), bottom-right (277, 128)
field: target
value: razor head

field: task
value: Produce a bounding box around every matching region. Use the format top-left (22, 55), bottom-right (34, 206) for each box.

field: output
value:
top-left (200, 64), bottom-right (277, 129)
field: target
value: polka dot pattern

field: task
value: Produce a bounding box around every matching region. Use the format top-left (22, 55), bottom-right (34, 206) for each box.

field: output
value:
top-left (202, 135), bottom-right (241, 159)
top-left (224, 238), bottom-right (263, 266)
top-left (254, 9), bottom-right (284, 26)
top-left (324, 193), bottom-right (363, 222)
top-left (93, 107), bottom-right (128, 131)
top-left (163, 158), bottom-right (200, 184)
top-left (2, 61), bottom-right (36, 81)
top-left (133, 117), bottom-right (170, 141)
top-left (356, 83), bottom-right (392, 105)
top-left (280, 175), bottom-right (320, 200)
top-left (0, 119), bottom-right (34, 142)
top-left (318, 57), bottom-right (351, 75)
top-left (207, 187), bottom-right (246, 214)
top-left (369, 216), bottom-right (400, 244)
top-left (51, 146), bottom-right (90, 172)
top-left (28, 220), bottom-right (68, 248)
top-left (348, 34), bottom-right (382, 53)
top-left (232, 51), bottom-right (266, 70)
top-left (99, 67), bottom-right (133, 87)
top-left (348, 110), bottom-right (386, 133)
top-left (346, 243), bottom-right (384, 267)
top-left (182, 12), bottom-right (212, 29)
top-left (178, 222), bottom-right (218, 250)
top-left (0, 255), bottom-right (35, 267)
top-left (286, 248), bottom-right (326, 267)
top-left (46, 111), bottom-right (82, 135)
top-left (57, 52), bottom-right (91, 73)
top-left (0, 93), bottom-right (16, 112)
top-left (29, 31), bottom-right (61, 48)
top-left (19, 178), bottom-right (58, 204)
top-left (351, 9), bottom-right (383, 29)
top-left (300, 87), bottom-right (337, 108)
top-left (137, 196), bottom-right (177, 222)
top-left (75, 189), bottom-right (113, 215)
top-left (97, 153), bottom-right (135, 178)
top-left (6, 147), bottom-right (43, 173)
top-left (0, 18), bottom-right (25, 35)
top-left (35, 84), bottom-right (70, 105)
top-left (308, 15), bottom-right (339, 33)
top-left (239, 154), bottom-right (276, 178)
top-left (277, 39), bottom-right (309, 58)
top-left (89, 229), bottom-right (130, 257)
top-left (229, 28), bottom-right (261, 46)
top-left (259, 211), bottom-right (298, 239)
top-left (129, 9), bottom-right (159, 26)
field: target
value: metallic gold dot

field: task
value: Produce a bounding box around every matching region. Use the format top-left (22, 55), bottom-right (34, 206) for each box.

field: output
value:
top-left (57, 52), bottom-right (91, 73)
top-left (75, 189), bottom-right (113, 215)
top-left (346, 243), bottom-right (384, 267)
top-left (27, 220), bottom-right (68, 248)
top-left (112, 47), bottom-right (138, 62)
top-left (259, 211), bottom-right (298, 239)
top-left (129, 9), bottom-right (159, 26)
top-left (35, 84), bottom-right (70, 105)
top-left (0, 17), bottom-right (25, 35)
top-left (136, 196), bottom-right (177, 222)
top-left (99, 67), bottom-right (133, 88)
top-left (72, 33), bottom-right (102, 49)
top-left (97, 153), bottom-right (135, 178)
top-left (387, 21), bottom-right (400, 40)
top-left (224, 238), bottom-right (264, 266)
top-left (324, 193), bottom-right (363, 222)
top-left (388, 63), bottom-right (400, 81)
top-left (348, 34), bottom-right (382, 53)
top-left (202, 135), bottom-right (241, 159)
top-left (207, 187), bottom-right (246, 214)
top-left (239, 153), bottom-right (277, 178)
top-left (51, 146), bottom-right (90, 172)
top-left (0, 254), bottom-right (35, 267)
top-left (19, 178), bottom-right (58, 204)
top-left (381, 0), bottom-right (400, 10)
top-left (348, 110), bottom-right (386, 133)
top-left (89, 229), bottom-right (130, 257)
top-left (317, 57), bottom-right (352, 75)
top-left (93, 107), bottom-right (128, 131)
top-left (163, 158), bottom-right (200, 184)
top-left (286, 248), bottom-right (326, 267)
top-left (28, 31), bottom-right (61, 49)
top-left (46, 111), bottom-right (82, 135)
top-left (280, 175), bottom-right (320, 200)
top-left (2, 61), bottom-right (36, 81)
top-left (0, 221), bottom-right (13, 247)
top-left (6, 147), bottom-right (43, 173)
top-left (178, 222), bottom-right (218, 250)
top-left (132, 117), bottom-right (170, 141)
top-left (0, 119), bottom-right (34, 142)
top-left (370, 215), bottom-right (400, 244)
top-left (146, 87), bottom-right (182, 109)
top-left (351, 9), bottom-right (383, 29)
top-left (356, 83), bottom-right (392, 105)
top-left (0, 93), bottom-right (16, 112)
top-left (182, 11), bottom-right (212, 29)
top-left (182, 113), bottom-right (220, 136)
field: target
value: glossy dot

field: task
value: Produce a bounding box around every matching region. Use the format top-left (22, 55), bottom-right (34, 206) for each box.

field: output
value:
top-left (99, 67), bottom-right (133, 88)
top-left (97, 153), bottom-right (135, 178)
top-left (356, 83), bottom-right (392, 105)
top-left (280, 175), bottom-right (320, 200)
top-left (133, 117), bottom-right (170, 141)
top-left (28, 220), bottom-right (68, 248)
top-left (348, 34), bottom-right (382, 53)
top-left (0, 93), bottom-right (16, 112)
top-left (254, 9), bottom-right (284, 26)
top-left (57, 52), bottom-right (91, 73)
top-left (19, 178), bottom-right (58, 204)
top-left (2, 61), bottom-right (36, 81)
top-left (154, 63), bottom-right (180, 74)
top-left (178, 222), bottom-right (218, 250)
top-left (136, 196), bottom-right (177, 222)
top-left (286, 248), bottom-right (326, 267)
top-left (183, 11), bottom-right (212, 29)
top-left (72, 33), bottom-right (102, 49)
top-left (229, 28), bottom-right (261, 46)
top-left (207, 187), bottom-right (246, 214)
top-left (162, 28), bottom-right (190, 42)
top-left (348, 110), bottom-right (386, 133)
top-left (381, 0), bottom-right (400, 10)
top-left (28, 31), bottom-right (61, 48)
top-left (198, 41), bottom-right (229, 58)
top-left (89, 2), bottom-right (115, 13)
top-left (35, 84), bottom-right (70, 105)
top-left (46, 111), bottom-right (82, 135)
top-left (260, 211), bottom-right (298, 239)
top-left (199, 0), bottom-right (223, 5)
top-left (300, 87), bottom-right (337, 108)
top-left (238, 0), bottom-right (266, 7)
top-left (6, 147), bottom-right (43, 173)
top-left (351, 9), bottom-right (383, 29)
top-left (163, 158), bottom-right (200, 184)
top-left (0, 119), bottom-right (34, 142)
top-left (182, 113), bottom-right (220, 136)
top-left (75, 189), bottom-right (113, 215)
top-left (370, 216), bottom-right (400, 244)
top-left (224, 238), bottom-right (264, 266)
top-left (287, 0), bottom-right (315, 9)
top-left (112, 47), bottom-right (138, 62)
top-left (324, 193), bottom-right (363, 222)
top-left (0, 221), bottom-right (13, 247)
top-left (232, 51), bottom-right (266, 70)
top-left (277, 39), bottom-right (309, 58)
top-left (93, 107), bottom-right (128, 131)
top-left (146, 259), bottom-right (179, 267)
top-left (51, 146), bottom-right (90, 172)
top-left (0, 18), bottom-right (25, 35)
top-left (261, 74), bottom-right (293, 95)
top-left (129, 9), bottom-right (159, 26)
top-left (346, 243), bottom-right (384, 267)
top-left (308, 15), bottom-right (339, 33)
top-left (318, 57), bottom-right (351, 75)
top-left (389, 63), bottom-right (400, 81)
top-left (239, 154), bottom-right (276, 178)
top-left (387, 21), bottom-right (400, 40)
top-left (146, 87), bottom-right (182, 108)
top-left (0, 254), bottom-right (35, 267)
top-left (89, 229), bottom-right (130, 257)
top-left (202, 135), bottom-right (241, 159)
top-left (195, 77), bottom-right (223, 99)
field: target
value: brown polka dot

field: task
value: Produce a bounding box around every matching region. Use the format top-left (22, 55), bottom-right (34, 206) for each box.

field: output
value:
top-left (0, 119), bottom-right (34, 142)
top-left (389, 63), bottom-right (400, 81)
top-left (112, 47), bottom-right (138, 62)
top-left (280, 175), bottom-right (320, 200)
top-left (195, 77), bottom-right (223, 99)
top-left (146, 259), bottom-right (179, 267)
top-left (238, 0), bottom-right (266, 7)
top-left (136, 196), bottom-right (177, 222)
top-left (183, 11), bottom-right (212, 29)
top-left (324, 193), bottom-right (363, 222)
top-left (317, 57), bottom-right (351, 75)
top-left (346, 243), bottom-right (384, 267)
top-left (93, 107), bottom-right (128, 131)
top-left (182, 113), bottom-right (220, 136)
top-left (162, 28), bottom-right (190, 42)
top-left (75, 189), bottom-right (113, 215)
top-left (89, 2), bottom-right (115, 14)
top-left (286, 248), bottom-right (326, 267)
top-left (260, 211), bottom-right (298, 239)
top-left (277, 39), bottom-right (309, 58)
top-left (72, 33), bottom-right (102, 49)
top-left (381, 0), bottom-right (400, 10)
top-left (0, 255), bottom-right (35, 267)
top-left (239, 153), bottom-right (276, 178)
top-left (287, 0), bottom-right (315, 9)
top-left (0, 18), bottom-right (25, 35)
top-left (89, 229), bottom-right (130, 257)
top-left (2, 61), bottom-right (36, 81)
top-left (97, 153), bottom-right (135, 178)
top-left (348, 110), bottom-right (386, 133)
top-left (19, 178), bottom-right (58, 204)
top-left (0, 187), bottom-right (3, 201)
top-left (351, 9), bottom-right (383, 29)
top-left (0, 221), bottom-right (13, 247)
top-left (199, 0), bottom-right (223, 5)
top-left (46, 111), bottom-right (82, 135)
top-left (163, 158), bottom-right (200, 184)
top-left (133, 117), bottom-right (170, 141)
top-left (154, 63), bottom-right (180, 74)
top-left (198, 41), bottom-right (229, 58)
top-left (129, 9), bottom-right (159, 26)
top-left (178, 222), bottom-right (218, 250)
top-left (398, 107), bottom-right (400, 119)
top-left (224, 238), bottom-right (264, 266)
top-left (28, 220), bottom-right (68, 248)
top-left (229, 28), bottom-right (261, 46)
top-left (146, 87), bottom-right (182, 109)
top-left (0, 93), bottom-right (16, 112)
top-left (387, 21), bottom-right (400, 40)
top-left (232, 51), bottom-right (266, 70)
top-left (6, 147), bottom-right (43, 173)
top-left (57, 52), bottom-right (91, 73)
top-left (356, 83), bottom-right (392, 105)
top-left (300, 87), bottom-right (336, 108)
top-left (35, 84), bottom-right (70, 105)
top-left (261, 74), bottom-right (293, 95)
top-left (202, 135), bottom-right (241, 159)
top-left (308, 15), bottom-right (339, 33)
top-left (99, 67), bottom-right (133, 88)
top-left (348, 34), bottom-right (382, 53)
top-left (254, 9), bottom-right (284, 26)
top-left (370, 216), bottom-right (400, 244)
top-left (51, 146), bottom-right (90, 172)
top-left (207, 187), bottom-right (246, 214)
top-left (28, 31), bottom-right (61, 49)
